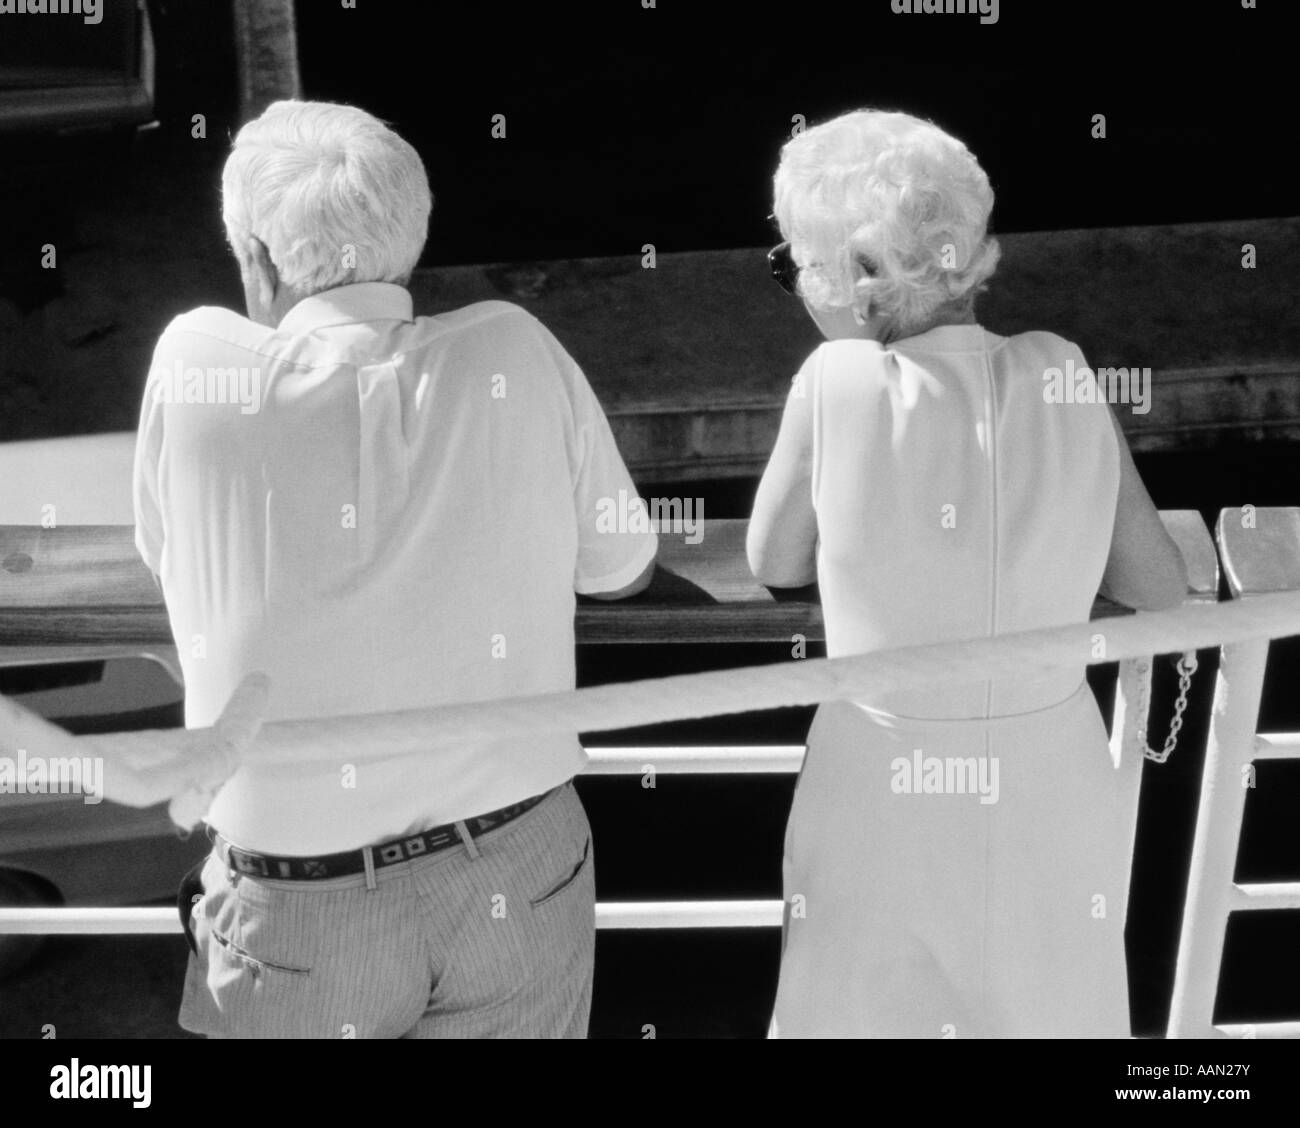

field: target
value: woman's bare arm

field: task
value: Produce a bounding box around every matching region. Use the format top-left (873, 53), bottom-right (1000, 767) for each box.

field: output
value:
top-left (748, 379), bottom-right (819, 588)
top-left (1099, 406), bottom-right (1189, 610)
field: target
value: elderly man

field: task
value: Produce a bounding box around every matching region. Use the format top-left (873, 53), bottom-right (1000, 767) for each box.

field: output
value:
top-left (133, 101), bottom-right (657, 1038)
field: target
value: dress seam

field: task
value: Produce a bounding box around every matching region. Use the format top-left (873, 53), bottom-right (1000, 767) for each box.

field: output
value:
top-left (980, 337), bottom-right (999, 1024)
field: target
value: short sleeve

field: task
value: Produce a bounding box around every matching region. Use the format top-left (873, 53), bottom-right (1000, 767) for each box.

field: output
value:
top-left (1062, 336), bottom-right (1126, 437)
top-left (132, 366), bottom-right (165, 576)
top-left (568, 366), bottom-right (658, 594)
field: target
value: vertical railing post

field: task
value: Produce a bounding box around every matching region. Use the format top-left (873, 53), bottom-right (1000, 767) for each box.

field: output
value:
top-left (1117, 514), bottom-right (1220, 777)
top-left (1168, 506), bottom-right (1300, 1038)
top-left (1109, 659), bottom-right (1148, 770)
top-left (1109, 657), bottom-right (1149, 913)
top-left (1113, 512), bottom-right (1217, 936)
top-left (1166, 637), bottom-right (1268, 1037)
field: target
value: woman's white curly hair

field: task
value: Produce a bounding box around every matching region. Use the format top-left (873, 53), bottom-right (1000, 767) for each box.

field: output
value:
top-left (773, 109), bottom-right (1000, 337)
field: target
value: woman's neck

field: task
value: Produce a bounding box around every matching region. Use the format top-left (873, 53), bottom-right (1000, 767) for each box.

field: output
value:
top-left (888, 303), bottom-right (978, 342)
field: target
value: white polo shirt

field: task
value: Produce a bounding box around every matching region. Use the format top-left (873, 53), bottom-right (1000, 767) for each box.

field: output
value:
top-left (132, 283), bottom-right (657, 855)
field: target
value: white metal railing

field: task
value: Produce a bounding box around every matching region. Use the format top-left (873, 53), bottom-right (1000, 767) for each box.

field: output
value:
top-left (580, 744), bottom-right (805, 775)
top-left (3, 509), bottom-right (1299, 1040)
top-left (1166, 507), bottom-right (1300, 1039)
top-left (0, 745), bottom-right (801, 935)
top-left (6, 591), bottom-right (1286, 942)
top-left (0, 899), bottom-right (786, 935)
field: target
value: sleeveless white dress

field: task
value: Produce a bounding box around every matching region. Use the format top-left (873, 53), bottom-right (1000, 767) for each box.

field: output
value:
top-left (770, 324), bottom-right (1135, 1038)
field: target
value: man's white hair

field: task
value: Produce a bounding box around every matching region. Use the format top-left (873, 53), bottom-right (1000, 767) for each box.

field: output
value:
top-left (773, 109), bottom-right (1000, 337)
top-left (222, 100), bottom-right (432, 295)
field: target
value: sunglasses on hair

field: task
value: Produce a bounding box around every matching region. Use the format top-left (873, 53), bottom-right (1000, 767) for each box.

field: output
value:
top-left (767, 241), bottom-right (800, 296)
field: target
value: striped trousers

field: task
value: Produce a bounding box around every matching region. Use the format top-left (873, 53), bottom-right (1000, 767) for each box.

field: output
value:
top-left (178, 781), bottom-right (595, 1038)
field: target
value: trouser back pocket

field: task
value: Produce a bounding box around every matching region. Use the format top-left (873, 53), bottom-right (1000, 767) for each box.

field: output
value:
top-left (177, 856), bottom-right (207, 956)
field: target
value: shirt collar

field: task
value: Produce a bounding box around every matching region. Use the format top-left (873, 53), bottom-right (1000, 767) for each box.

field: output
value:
top-left (277, 282), bottom-right (414, 334)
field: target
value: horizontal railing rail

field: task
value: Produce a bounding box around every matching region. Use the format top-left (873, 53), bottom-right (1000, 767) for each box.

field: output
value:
top-left (7, 508), bottom-right (1298, 1041)
top-left (0, 511), bottom-right (1223, 941)
top-left (0, 900), bottom-right (786, 935)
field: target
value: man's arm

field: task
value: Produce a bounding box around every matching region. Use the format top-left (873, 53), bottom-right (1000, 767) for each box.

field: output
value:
top-left (565, 346), bottom-right (659, 599)
top-left (583, 557), bottom-right (655, 601)
top-left (132, 344), bottom-right (167, 582)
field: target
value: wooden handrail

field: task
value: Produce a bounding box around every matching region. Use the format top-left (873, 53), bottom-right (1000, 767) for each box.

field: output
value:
top-left (0, 512), bottom-right (1217, 648)
top-left (1216, 506), bottom-right (1300, 596)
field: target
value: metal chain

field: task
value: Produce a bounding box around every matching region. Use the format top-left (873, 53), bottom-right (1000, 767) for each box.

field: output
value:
top-left (1135, 651), bottom-right (1199, 763)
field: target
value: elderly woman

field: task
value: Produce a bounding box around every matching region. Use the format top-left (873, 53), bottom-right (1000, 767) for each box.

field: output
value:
top-left (749, 109), bottom-right (1187, 1037)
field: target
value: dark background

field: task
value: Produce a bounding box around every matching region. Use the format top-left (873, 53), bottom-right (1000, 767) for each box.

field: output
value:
top-left (232, 2), bottom-right (1298, 260)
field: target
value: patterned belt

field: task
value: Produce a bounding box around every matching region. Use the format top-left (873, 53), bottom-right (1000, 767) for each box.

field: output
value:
top-left (213, 787), bottom-right (555, 881)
